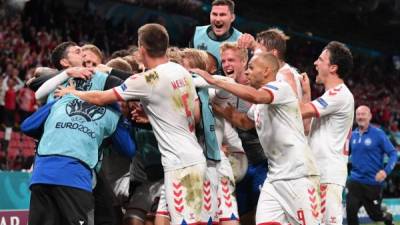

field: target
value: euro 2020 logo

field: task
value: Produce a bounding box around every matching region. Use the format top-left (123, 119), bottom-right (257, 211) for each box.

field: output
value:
top-left (66, 99), bottom-right (106, 123)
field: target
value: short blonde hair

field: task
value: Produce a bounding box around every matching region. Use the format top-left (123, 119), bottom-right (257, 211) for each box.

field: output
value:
top-left (82, 44), bottom-right (104, 62)
top-left (167, 46), bottom-right (183, 65)
top-left (181, 48), bottom-right (208, 70)
top-left (220, 42), bottom-right (248, 63)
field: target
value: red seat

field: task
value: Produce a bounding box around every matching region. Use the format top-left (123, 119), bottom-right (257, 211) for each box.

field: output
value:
top-left (7, 147), bottom-right (18, 159)
top-left (9, 139), bottom-right (20, 148)
top-left (11, 132), bottom-right (21, 140)
top-left (22, 147), bottom-right (34, 157)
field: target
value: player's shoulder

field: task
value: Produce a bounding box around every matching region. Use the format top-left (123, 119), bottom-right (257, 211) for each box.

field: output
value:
top-left (323, 84), bottom-right (354, 102)
top-left (157, 61), bottom-right (185, 71)
top-left (195, 25), bottom-right (209, 32)
top-left (264, 80), bottom-right (291, 91)
top-left (93, 70), bottom-right (108, 78)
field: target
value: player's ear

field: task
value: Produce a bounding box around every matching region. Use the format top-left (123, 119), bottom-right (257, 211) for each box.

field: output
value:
top-left (263, 66), bottom-right (270, 79)
top-left (231, 13), bottom-right (235, 23)
top-left (272, 49), bottom-right (279, 58)
top-left (60, 58), bottom-right (70, 68)
top-left (329, 64), bottom-right (338, 74)
top-left (139, 45), bottom-right (146, 57)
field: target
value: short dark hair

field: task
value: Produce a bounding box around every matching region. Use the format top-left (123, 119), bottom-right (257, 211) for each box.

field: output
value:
top-left (51, 41), bottom-right (77, 70)
top-left (138, 23), bottom-right (169, 58)
top-left (212, 0), bottom-right (235, 14)
top-left (110, 49), bottom-right (130, 59)
top-left (106, 57), bottom-right (133, 73)
top-left (256, 28), bottom-right (289, 60)
top-left (324, 41), bottom-right (353, 78)
top-left (257, 52), bottom-right (280, 75)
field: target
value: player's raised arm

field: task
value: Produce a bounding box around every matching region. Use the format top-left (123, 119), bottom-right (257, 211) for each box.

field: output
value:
top-left (190, 68), bottom-right (273, 105)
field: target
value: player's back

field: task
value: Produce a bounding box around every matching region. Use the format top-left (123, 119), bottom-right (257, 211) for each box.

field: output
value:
top-left (308, 83), bottom-right (354, 186)
top-left (140, 62), bottom-right (205, 171)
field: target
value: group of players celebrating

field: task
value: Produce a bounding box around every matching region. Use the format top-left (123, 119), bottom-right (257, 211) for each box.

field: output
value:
top-left (25, 1), bottom-right (356, 225)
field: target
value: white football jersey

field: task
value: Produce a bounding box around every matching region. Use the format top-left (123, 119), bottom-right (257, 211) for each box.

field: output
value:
top-left (308, 83), bottom-right (354, 186)
top-left (276, 63), bottom-right (303, 99)
top-left (113, 62), bottom-right (205, 171)
top-left (247, 81), bottom-right (319, 181)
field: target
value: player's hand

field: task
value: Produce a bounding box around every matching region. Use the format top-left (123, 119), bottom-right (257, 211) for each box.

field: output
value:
top-left (54, 79), bottom-right (77, 97)
top-left (238, 33), bottom-right (256, 50)
top-left (300, 72), bottom-right (311, 95)
top-left (375, 170), bottom-right (387, 182)
top-left (96, 64), bottom-right (112, 74)
top-left (189, 68), bottom-right (216, 85)
top-left (130, 102), bottom-right (149, 124)
top-left (221, 144), bottom-right (230, 156)
top-left (65, 67), bottom-right (94, 80)
top-left (25, 77), bottom-right (36, 87)
top-left (212, 102), bottom-right (234, 118)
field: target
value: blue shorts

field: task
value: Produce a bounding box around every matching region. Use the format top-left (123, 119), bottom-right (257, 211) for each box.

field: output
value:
top-left (235, 160), bottom-right (268, 215)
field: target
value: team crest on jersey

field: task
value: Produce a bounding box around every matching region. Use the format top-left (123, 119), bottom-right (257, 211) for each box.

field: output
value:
top-left (197, 43), bottom-right (207, 50)
top-left (316, 98), bottom-right (328, 108)
top-left (364, 138), bottom-right (372, 146)
top-left (66, 99), bottom-right (106, 122)
top-left (69, 78), bottom-right (93, 91)
top-left (144, 71), bottom-right (159, 85)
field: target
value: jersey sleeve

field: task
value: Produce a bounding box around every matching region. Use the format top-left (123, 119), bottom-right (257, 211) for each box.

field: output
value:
top-left (112, 73), bottom-right (152, 101)
top-left (261, 81), bottom-right (295, 105)
top-left (310, 90), bottom-right (344, 118)
top-left (247, 104), bottom-right (255, 121)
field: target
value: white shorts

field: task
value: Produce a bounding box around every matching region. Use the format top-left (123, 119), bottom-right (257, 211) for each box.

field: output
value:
top-left (202, 157), bottom-right (239, 224)
top-left (202, 161), bottom-right (219, 224)
top-left (124, 179), bottom-right (164, 221)
top-left (319, 183), bottom-right (344, 225)
top-left (164, 163), bottom-right (207, 225)
top-left (156, 184), bottom-right (169, 218)
top-left (216, 154), bottom-right (238, 222)
top-left (256, 176), bottom-right (321, 225)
